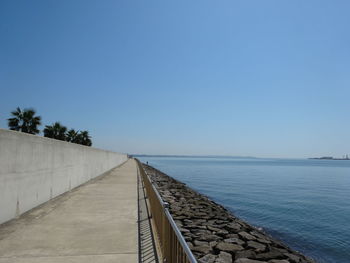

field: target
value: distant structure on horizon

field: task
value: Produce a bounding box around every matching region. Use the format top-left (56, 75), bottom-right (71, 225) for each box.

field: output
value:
top-left (309, 155), bottom-right (350, 160)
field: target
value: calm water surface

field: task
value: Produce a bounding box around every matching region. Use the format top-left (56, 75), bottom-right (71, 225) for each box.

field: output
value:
top-left (138, 156), bottom-right (350, 263)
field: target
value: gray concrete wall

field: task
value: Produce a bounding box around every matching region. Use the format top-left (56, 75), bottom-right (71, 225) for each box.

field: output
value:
top-left (0, 128), bottom-right (128, 224)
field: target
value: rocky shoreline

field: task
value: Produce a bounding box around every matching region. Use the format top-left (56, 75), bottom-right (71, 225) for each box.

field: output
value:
top-left (142, 163), bottom-right (315, 263)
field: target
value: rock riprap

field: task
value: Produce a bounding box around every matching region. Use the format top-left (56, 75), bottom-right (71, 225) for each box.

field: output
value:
top-left (142, 163), bottom-right (315, 263)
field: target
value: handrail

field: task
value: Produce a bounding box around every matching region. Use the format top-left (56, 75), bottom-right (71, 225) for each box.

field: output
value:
top-left (164, 209), bottom-right (197, 262)
top-left (136, 159), bottom-right (197, 263)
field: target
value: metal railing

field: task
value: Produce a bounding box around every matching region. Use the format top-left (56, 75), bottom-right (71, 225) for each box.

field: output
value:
top-left (136, 159), bottom-right (197, 263)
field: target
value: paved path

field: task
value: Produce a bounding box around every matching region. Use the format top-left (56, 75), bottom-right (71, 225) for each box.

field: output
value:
top-left (138, 172), bottom-right (159, 263)
top-left (0, 159), bottom-right (138, 263)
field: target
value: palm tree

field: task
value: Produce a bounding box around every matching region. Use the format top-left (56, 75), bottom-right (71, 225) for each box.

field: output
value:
top-left (8, 107), bottom-right (41, 134)
top-left (66, 129), bottom-right (79, 143)
top-left (79, 130), bottom-right (92, 146)
top-left (43, 122), bottom-right (67, 141)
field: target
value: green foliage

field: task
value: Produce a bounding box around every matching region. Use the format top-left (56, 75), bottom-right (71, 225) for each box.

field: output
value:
top-left (43, 122), bottom-right (67, 141)
top-left (7, 107), bottom-right (42, 134)
top-left (7, 107), bottom-right (92, 146)
top-left (78, 130), bottom-right (92, 146)
top-left (66, 129), bottom-right (79, 143)
top-left (65, 129), bottom-right (91, 146)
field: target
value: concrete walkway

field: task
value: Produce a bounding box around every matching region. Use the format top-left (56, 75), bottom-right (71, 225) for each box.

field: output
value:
top-left (138, 172), bottom-right (159, 263)
top-left (0, 159), bottom-right (138, 263)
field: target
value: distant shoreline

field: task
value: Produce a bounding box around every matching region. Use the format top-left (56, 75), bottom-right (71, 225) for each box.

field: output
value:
top-left (132, 154), bottom-right (258, 159)
top-left (309, 157), bottom-right (350, 160)
top-left (134, 154), bottom-right (350, 161)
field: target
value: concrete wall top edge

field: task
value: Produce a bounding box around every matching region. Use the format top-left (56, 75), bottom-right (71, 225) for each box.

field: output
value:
top-left (0, 128), bottom-right (126, 155)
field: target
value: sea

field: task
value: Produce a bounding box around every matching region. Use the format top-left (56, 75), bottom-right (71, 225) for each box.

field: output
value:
top-left (137, 156), bottom-right (350, 263)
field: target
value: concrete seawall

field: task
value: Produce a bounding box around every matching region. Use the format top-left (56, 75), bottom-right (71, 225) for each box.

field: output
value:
top-left (0, 128), bottom-right (128, 224)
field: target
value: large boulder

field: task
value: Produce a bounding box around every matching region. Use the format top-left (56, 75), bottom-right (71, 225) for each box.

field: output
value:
top-left (216, 242), bottom-right (244, 252)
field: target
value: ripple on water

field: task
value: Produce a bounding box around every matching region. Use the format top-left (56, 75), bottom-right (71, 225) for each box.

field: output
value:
top-left (139, 157), bottom-right (350, 263)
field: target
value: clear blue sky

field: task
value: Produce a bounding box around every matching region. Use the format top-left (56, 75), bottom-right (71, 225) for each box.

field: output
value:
top-left (1, 0), bottom-right (349, 158)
